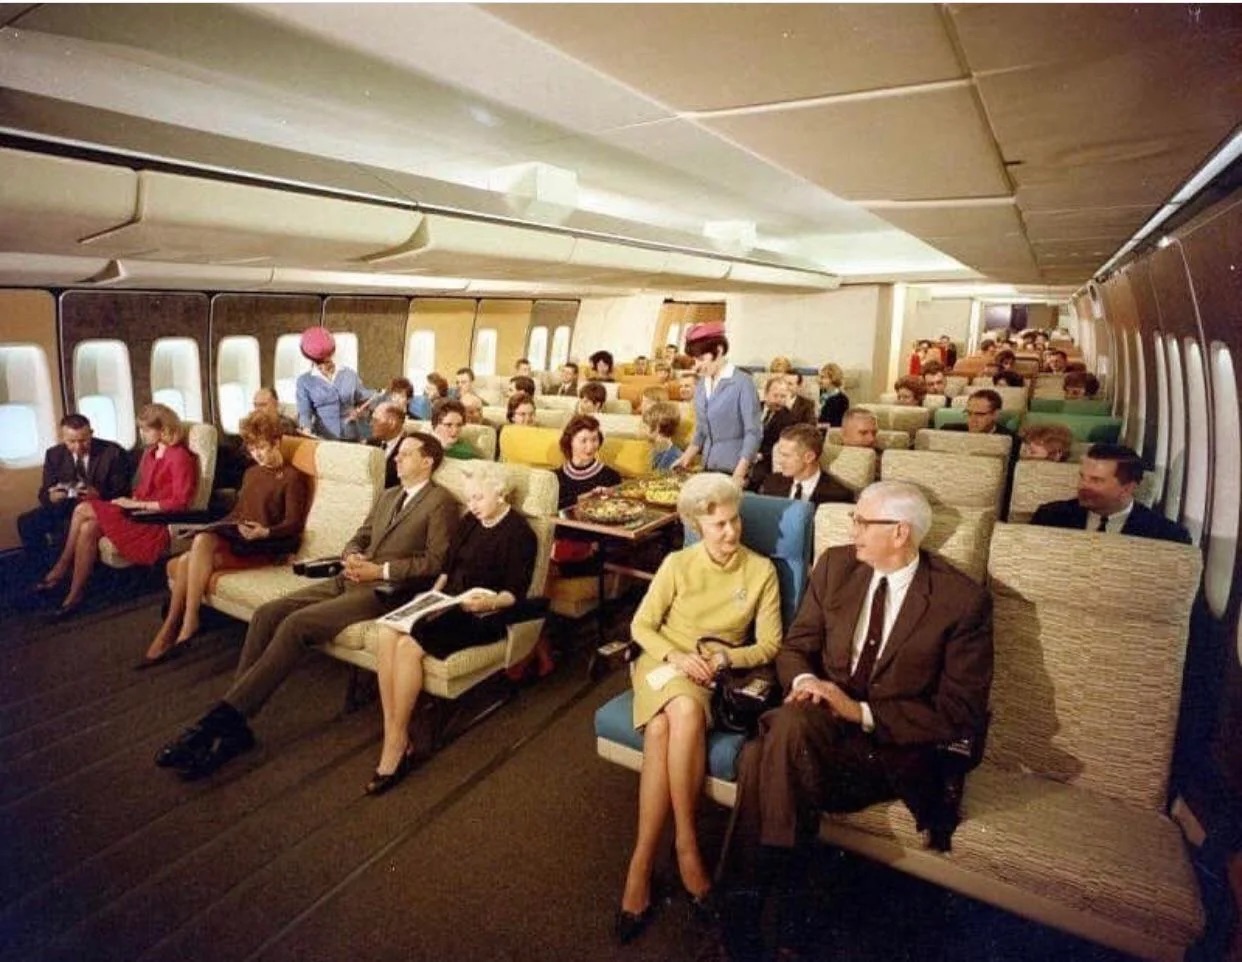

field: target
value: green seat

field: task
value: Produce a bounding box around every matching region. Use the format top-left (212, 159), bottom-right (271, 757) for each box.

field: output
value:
top-left (1021, 412), bottom-right (1122, 442)
top-left (1029, 398), bottom-right (1112, 416)
top-left (933, 408), bottom-right (1022, 431)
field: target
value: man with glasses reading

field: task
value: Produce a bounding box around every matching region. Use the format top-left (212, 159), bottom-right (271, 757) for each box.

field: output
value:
top-left (720, 481), bottom-right (993, 959)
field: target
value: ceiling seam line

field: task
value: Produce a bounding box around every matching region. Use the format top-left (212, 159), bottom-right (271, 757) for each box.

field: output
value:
top-left (678, 78), bottom-right (974, 119)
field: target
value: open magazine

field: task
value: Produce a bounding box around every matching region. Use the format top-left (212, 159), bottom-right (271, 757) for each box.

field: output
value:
top-left (375, 588), bottom-right (497, 633)
top-left (169, 519), bottom-right (245, 540)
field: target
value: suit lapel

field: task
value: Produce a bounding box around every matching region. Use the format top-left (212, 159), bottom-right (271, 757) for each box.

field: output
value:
top-left (871, 556), bottom-right (931, 682)
top-left (827, 560), bottom-right (873, 673)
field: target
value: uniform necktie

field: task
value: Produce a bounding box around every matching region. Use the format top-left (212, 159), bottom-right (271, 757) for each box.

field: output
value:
top-left (849, 577), bottom-right (888, 698)
top-left (1097, 515), bottom-right (1110, 533)
top-left (792, 482), bottom-right (803, 502)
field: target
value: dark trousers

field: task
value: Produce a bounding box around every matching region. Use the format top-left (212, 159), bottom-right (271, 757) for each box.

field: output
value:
top-left (224, 578), bottom-right (395, 718)
top-left (17, 504), bottom-right (72, 560)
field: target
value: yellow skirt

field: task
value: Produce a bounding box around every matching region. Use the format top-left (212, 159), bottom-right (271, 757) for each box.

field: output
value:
top-left (630, 651), bottom-right (713, 730)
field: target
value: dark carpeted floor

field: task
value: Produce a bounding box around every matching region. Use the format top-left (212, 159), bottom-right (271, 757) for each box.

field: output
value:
top-left (0, 571), bottom-right (1139, 962)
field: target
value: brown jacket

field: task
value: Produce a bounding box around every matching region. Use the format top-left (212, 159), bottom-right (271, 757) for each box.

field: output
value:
top-left (342, 481), bottom-right (458, 587)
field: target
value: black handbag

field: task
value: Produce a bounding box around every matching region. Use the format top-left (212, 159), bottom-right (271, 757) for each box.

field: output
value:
top-left (218, 524), bottom-right (301, 558)
top-left (696, 638), bottom-right (781, 736)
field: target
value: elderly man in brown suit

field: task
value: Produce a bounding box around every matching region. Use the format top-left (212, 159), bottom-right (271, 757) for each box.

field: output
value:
top-left (155, 432), bottom-right (459, 780)
top-left (720, 480), bottom-right (993, 959)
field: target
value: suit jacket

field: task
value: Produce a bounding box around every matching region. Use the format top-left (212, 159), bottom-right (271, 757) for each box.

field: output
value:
top-left (555, 381), bottom-right (578, 397)
top-left (759, 471), bottom-right (853, 505)
top-left (343, 481), bottom-right (458, 587)
top-left (747, 406), bottom-right (796, 490)
top-left (788, 395), bottom-right (817, 426)
top-left (1030, 498), bottom-right (1192, 544)
top-left (777, 546), bottom-right (993, 748)
top-left (367, 437), bottom-right (401, 489)
top-left (39, 438), bottom-right (131, 507)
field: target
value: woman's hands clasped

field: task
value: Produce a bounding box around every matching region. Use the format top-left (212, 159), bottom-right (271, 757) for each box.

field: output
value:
top-left (666, 649), bottom-right (726, 687)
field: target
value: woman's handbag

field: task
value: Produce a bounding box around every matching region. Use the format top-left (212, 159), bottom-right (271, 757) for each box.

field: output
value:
top-left (697, 638), bottom-right (781, 735)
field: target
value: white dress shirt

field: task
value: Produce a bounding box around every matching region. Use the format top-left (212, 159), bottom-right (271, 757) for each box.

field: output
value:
top-left (789, 470), bottom-right (822, 502)
top-left (1086, 499), bottom-right (1134, 534)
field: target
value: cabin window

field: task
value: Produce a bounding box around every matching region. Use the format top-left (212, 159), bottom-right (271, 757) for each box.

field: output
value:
top-left (273, 334), bottom-right (304, 403)
top-left (150, 338), bottom-right (203, 423)
top-left (1206, 342), bottom-right (1239, 618)
top-left (1128, 328), bottom-right (1146, 454)
top-left (472, 328), bottom-right (498, 377)
top-left (405, 330), bottom-right (436, 386)
top-left (527, 326), bottom-right (549, 372)
top-left (667, 323), bottom-right (682, 351)
top-left (217, 335), bottom-right (260, 434)
top-left (549, 325), bottom-right (572, 370)
top-left (1164, 337), bottom-right (1187, 523)
top-left (1182, 339), bottom-right (1210, 545)
top-left (0, 345), bottom-right (56, 467)
top-left (1152, 333), bottom-right (1170, 503)
top-left (330, 331), bottom-right (359, 374)
top-left (73, 339), bottom-right (135, 449)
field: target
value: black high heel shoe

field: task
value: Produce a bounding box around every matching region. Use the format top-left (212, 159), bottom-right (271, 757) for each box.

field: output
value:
top-left (685, 886), bottom-right (721, 925)
top-left (365, 748), bottom-right (417, 796)
top-left (613, 903), bottom-right (655, 945)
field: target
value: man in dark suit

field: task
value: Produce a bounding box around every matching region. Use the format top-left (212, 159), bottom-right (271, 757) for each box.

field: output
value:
top-left (722, 481), bottom-right (993, 957)
top-left (366, 401), bottom-right (406, 488)
top-left (748, 377), bottom-right (796, 491)
top-left (782, 373), bottom-right (818, 425)
top-left (555, 362), bottom-right (580, 397)
top-left (18, 413), bottom-right (131, 563)
top-left (943, 389), bottom-right (1018, 520)
top-left (1032, 443), bottom-right (1191, 543)
top-left (155, 432), bottom-right (460, 779)
top-left (759, 424), bottom-right (853, 505)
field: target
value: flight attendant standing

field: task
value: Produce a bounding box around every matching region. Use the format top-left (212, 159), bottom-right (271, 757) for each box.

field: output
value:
top-left (672, 322), bottom-right (761, 488)
top-left (294, 327), bottom-right (375, 441)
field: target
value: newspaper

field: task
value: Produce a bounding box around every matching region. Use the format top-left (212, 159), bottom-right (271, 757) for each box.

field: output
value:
top-left (375, 588), bottom-right (497, 633)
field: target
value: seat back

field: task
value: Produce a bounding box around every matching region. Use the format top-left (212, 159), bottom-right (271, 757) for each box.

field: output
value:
top-left (498, 423), bottom-right (652, 478)
top-left (915, 428), bottom-right (1013, 460)
top-left (820, 443), bottom-right (876, 494)
top-left (881, 449), bottom-right (1004, 511)
top-left (535, 394), bottom-right (579, 412)
top-left (184, 422), bottom-right (218, 511)
top-left (1029, 398), bottom-right (1113, 416)
top-left (876, 393), bottom-right (947, 410)
top-left (933, 407), bottom-right (1023, 432)
top-left (985, 524), bottom-right (1201, 810)
top-left (403, 420), bottom-right (498, 460)
top-left (1021, 412), bottom-right (1122, 443)
top-left (813, 502), bottom-right (995, 584)
top-left (944, 375), bottom-right (970, 398)
top-left (951, 386), bottom-right (1028, 412)
top-left (593, 412), bottom-right (646, 439)
top-left (684, 493), bottom-right (814, 628)
top-left (294, 440), bottom-right (386, 561)
top-left (824, 428), bottom-right (911, 451)
top-left (857, 404), bottom-right (931, 436)
top-left (1009, 460), bottom-right (1159, 523)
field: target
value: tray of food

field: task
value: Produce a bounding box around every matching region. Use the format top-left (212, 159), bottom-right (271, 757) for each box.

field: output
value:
top-left (614, 474), bottom-right (686, 508)
top-left (572, 496), bottom-right (648, 526)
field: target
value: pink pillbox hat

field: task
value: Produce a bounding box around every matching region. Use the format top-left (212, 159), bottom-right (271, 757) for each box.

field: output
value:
top-left (684, 321), bottom-right (726, 343)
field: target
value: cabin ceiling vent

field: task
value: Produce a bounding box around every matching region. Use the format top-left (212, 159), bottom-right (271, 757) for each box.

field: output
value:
top-left (703, 220), bottom-right (757, 254)
top-left (488, 163), bottom-right (578, 225)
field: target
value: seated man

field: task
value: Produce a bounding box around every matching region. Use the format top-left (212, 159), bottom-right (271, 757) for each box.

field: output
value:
top-left (748, 377), bottom-right (795, 491)
top-left (840, 408), bottom-right (878, 449)
top-left (632, 355), bottom-right (650, 376)
top-left (19, 413), bottom-right (131, 565)
top-left (155, 432), bottom-right (459, 780)
top-left (453, 366), bottom-right (476, 400)
top-left (514, 358), bottom-right (533, 378)
top-left (1043, 350), bottom-right (1069, 374)
top-left (555, 362), bottom-right (580, 397)
top-left (577, 381), bottom-right (607, 416)
top-left (722, 481), bottom-right (992, 957)
top-left (1063, 370), bottom-right (1101, 399)
top-left (760, 424), bottom-right (852, 504)
top-left (252, 387), bottom-right (301, 435)
top-left (430, 398), bottom-right (477, 460)
top-left (1031, 443), bottom-right (1190, 542)
top-left (366, 401), bottom-right (407, 488)
top-left (459, 391), bottom-right (486, 425)
top-left (943, 389), bottom-right (1015, 438)
top-left (1020, 423), bottom-right (1073, 461)
top-left (507, 374), bottom-right (537, 399)
top-left (782, 373), bottom-right (817, 425)
top-left (920, 361), bottom-right (949, 407)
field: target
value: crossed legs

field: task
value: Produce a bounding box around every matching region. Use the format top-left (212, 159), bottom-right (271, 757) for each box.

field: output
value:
top-left (621, 695), bottom-right (711, 915)
top-left (374, 625), bottom-right (424, 776)
top-left (146, 533), bottom-right (220, 659)
top-left (41, 501), bottom-right (101, 608)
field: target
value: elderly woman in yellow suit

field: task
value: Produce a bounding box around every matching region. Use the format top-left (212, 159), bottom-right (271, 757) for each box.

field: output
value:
top-left (616, 472), bottom-right (782, 944)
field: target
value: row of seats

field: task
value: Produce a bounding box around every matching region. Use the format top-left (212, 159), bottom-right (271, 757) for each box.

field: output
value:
top-left (594, 494), bottom-right (1203, 962)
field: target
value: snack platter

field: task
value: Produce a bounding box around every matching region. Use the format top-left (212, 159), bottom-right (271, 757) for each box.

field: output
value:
top-left (615, 474), bottom-right (686, 507)
top-left (571, 496), bottom-right (647, 526)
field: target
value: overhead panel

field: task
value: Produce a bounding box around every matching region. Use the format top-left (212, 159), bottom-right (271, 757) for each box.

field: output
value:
top-left (97, 259), bottom-right (275, 291)
top-left (267, 269), bottom-right (470, 294)
top-left (487, 4), bottom-right (963, 111)
top-left (869, 204), bottom-right (1023, 242)
top-left (723, 262), bottom-right (839, 292)
top-left (702, 85), bottom-right (1010, 202)
top-left (552, 237), bottom-right (669, 283)
top-left (1022, 206), bottom-right (1156, 244)
top-left (0, 147), bottom-right (138, 255)
top-left (366, 214), bottom-right (575, 279)
top-left (77, 170), bottom-right (423, 267)
top-left (0, 252), bottom-right (113, 287)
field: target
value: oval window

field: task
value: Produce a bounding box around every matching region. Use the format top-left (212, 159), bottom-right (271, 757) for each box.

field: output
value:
top-left (1206, 343), bottom-right (1240, 617)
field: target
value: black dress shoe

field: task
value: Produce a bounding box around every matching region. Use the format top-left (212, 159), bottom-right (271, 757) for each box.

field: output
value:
top-left (176, 726), bottom-right (256, 781)
top-left (155, 724), bottom-right (215, 768)
top-left (613, 903), bottom-right (655, 945)
top-left (364, 749), bottom-right (417, 796)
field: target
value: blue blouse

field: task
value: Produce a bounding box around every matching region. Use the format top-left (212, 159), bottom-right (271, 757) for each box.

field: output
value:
top-left (296, 367), bottom-right (374, 441)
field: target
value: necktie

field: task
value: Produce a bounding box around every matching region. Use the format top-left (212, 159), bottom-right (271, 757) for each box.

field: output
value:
top-left (848, 577), bottom-right (888, 698)
top-left (73, 456), bottom-right (86, 483)
top-left (792, 482), bottom-right (803, 501)
top-left (1097, 515), bottom-right (1109, 533)
top-left (389, 491), bottom-right (410, 528)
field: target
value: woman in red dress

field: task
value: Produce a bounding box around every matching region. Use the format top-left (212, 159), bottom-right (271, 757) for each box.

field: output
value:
top-left (36, 403), bottom-right (198, 616)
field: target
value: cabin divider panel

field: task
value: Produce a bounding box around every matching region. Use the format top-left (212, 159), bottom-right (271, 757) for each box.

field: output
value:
top-left (60, 291), bottom-right (210, 444)
top-left (0, 289), bottom-right (60, 552)
top-left (209, 294), bottom-right (320, 429)
top-left (324, 296), bottom-right (407, 393)
top-left (477, 299), bottom-right (533, 377)
top-left (531, 299), bottom-right (579, 371)
top-left (407, 298), bottom-right (477, 382)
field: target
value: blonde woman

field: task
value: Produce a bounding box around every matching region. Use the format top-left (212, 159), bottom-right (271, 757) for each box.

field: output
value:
top-left (36, 403), bottom-right (198, 617)
top-left (616, 472), bottom-right (781, 943)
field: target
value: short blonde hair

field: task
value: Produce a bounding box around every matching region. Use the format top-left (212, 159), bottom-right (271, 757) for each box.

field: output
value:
top-left (137, 403), bottom-right (186, 445)
top-left (641, 401), bottom-right (680, 439)
top-left (768, 356), bottom-right (794, 374)
top-left (677, 472), bottom-right (741, 535)
top-left (819, 362), bottom-right (844, 387)
top-left (464, 459), bottom-right (511, 499)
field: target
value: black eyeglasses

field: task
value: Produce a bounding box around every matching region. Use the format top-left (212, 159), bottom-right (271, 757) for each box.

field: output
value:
top-left (848, 512), bottom-right (902, 530)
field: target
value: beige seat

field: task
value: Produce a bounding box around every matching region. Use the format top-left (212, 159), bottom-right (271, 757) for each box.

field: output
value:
top-left (403, 419), bottom-right (497, 461)
top-left (321, 459), bottom-right (558, 700)
top-left (881, 449), bottom-right (1004, 513)
top-left (877, 392), bottom-right (947, 410)
top-left (1009, 460), bottom-right (1159, 524)
top-left (593, 412), bottom-right (646, 438)
top-left (533, 408), bottom-right (569, 430)
top-left (819, 443), bottom-right (875, 495)
top-left (856, 404), bottom-right (931, 438)
top-left (818, 526), bottom-right (1204, 962)
top-left (945, 375), bottom-right (970, 398)
top-left (813, 501), bottom-right (994, 583)
top-left (535, 395), bottom-right (579, 412)
top-left (824, 428), bottom-right (911, 451)
top-left (100, 422), bottom-right (219, 568)
top-left (915, 428), bottom-right (1013, 460)
top-left (951, 386), bottom-right (1028, 411)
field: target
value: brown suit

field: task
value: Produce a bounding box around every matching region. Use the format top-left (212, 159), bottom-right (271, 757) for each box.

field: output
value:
top-left (225, 481), bottom-right (459, 717)
top-left (734, 545), bottom-right (992, 851)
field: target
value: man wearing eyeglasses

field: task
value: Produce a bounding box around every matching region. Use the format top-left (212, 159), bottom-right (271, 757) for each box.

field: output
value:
top-left (720, 481), bottom-right (993, 959)
top-left (943, 388), bottom-right (1018, 520)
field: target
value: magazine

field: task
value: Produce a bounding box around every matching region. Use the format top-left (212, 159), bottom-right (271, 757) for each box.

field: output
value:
top-left (375, 587), bottom-right (498, 633)
top-left (169, 519), bottom-right (244, 540)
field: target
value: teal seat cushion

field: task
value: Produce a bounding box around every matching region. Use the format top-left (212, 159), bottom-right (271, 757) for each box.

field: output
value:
top-left (595, 689), bottom-right (748, 781)
top-left (1029, 398), bottom-right (1112, 416)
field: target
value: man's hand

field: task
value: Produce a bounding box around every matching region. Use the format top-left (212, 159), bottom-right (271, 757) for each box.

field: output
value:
top-left (342, 553), bottom-right (383, 583)
top-left (786, 678), bottom-right (863, 724)
top-left (730, 465), bottom-right (749, 489)
top-left (47, 487), bottom-right (67, 504)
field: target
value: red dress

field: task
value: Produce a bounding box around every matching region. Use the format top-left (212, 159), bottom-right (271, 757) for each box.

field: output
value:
top-left (92, 444), bottom-right (198, 564)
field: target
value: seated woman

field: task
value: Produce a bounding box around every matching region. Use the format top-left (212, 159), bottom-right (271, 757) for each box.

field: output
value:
top-left (817, 362), bottom-right (849, 426)
top-left (555, 414), bottom-right (621, 511)
top-left (1020, 423), bottom-right (1073, 462)
top-left (366, 461), bottom-right (536, 795)
top-left (138, 411), bottom-right (311, 667)
top-left (37, 403), bottom-right (198, 617)
top-left (617, 472), bottom-right (782, 943)
top-left (506, 391), bottom-right (536, 426)
top-left (894, 374), bottom-right (928, 407)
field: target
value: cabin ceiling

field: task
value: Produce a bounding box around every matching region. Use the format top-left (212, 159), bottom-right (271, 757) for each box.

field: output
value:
top-left (0, 3), bottom-right (1238, 294)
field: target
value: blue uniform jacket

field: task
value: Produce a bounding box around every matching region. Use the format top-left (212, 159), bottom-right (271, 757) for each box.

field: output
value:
top-left (692, 368), bottom-right (762, 472)
top-left (296, 367), bottom-right (374, 440)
